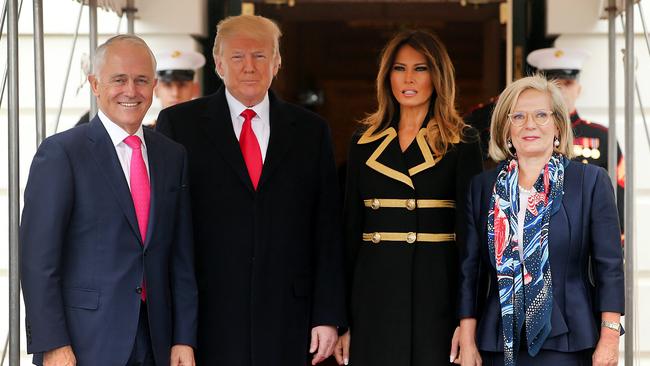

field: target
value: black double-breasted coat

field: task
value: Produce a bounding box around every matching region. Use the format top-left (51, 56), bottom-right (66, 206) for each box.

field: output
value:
top-left (343, 124), bottom-right (482, 366)
top-left (156, 87), bottom-right (346, 366)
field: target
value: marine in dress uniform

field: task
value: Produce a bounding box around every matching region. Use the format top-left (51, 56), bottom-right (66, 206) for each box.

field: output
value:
top-left (527, 47), bottom-right (625, 233)
top-left (151, 49), bottom-right (205, 126)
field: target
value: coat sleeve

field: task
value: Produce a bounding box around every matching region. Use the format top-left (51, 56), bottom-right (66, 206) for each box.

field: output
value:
top-left (453, 130), bottom-right (484, 312)
top-left (310, 122), bottom-right (347, 328)
top-left (171, 146), bottom-right (199, 347)
top-left (589, 167), bottom-right (625, 314)
top-left (342, 134), bottom-right (364, 329)
top-left (20, 138), bottom-right (74, 354)
top-left (457, 175), bottom-right (484, 319)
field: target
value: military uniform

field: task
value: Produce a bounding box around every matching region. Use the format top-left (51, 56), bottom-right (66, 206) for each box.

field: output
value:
top-left (343, 124), bottom-right (483, 366)
top-left (571, 111), bottom-right (625, 230)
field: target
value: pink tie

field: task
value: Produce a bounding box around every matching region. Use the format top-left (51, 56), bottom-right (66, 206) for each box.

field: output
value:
top-left (239, 109), bottom-right (263, 190)
top-left (124, 135), bottom-right (150, 301)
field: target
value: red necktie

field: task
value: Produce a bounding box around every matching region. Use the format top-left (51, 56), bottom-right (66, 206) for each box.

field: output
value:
top-left (239, 109), bottom-right (263, 190)
top-left (124, 135), bottom-right (150, 301)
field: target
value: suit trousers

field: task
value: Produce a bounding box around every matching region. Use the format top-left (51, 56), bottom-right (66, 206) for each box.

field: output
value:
top-left (126, 303), bottom-right (155, 366)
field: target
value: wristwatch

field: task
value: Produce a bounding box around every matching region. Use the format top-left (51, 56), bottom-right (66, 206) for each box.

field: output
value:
top-left (601, 320), bottom-right (621, 332)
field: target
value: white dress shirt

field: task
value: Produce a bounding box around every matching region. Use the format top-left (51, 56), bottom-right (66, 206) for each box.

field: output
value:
top-left (225, 88), bottom-right (271, 162)
top-left (98, 110), bottom-right (150, 189)
top-left (516, 186), bottom-right (534, 263)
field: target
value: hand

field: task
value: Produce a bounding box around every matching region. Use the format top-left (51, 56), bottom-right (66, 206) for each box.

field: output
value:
top-left (458, 319), bottom-right (481, 366)
top-left (457, 341), bottom-right (481, 366)
top-left (449, 326), bottom-right (460, 363)
top-left (170, 344), bottom-right (195, 366)
top-left (309, 325), bottom-right (338, 365)
top-left (334, 330), bottom-right (350, 365)
top-left (592, 329), bottom-right (619, 366)
top-left (43, 345), bottom-right (76, 366)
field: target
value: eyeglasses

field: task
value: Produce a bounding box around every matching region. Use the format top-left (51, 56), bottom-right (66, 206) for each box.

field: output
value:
top-left (508, 110), bottom-right (554, 126)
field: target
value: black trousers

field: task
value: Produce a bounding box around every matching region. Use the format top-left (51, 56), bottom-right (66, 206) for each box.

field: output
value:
top-left (126, 303), bottom-right (155, 366)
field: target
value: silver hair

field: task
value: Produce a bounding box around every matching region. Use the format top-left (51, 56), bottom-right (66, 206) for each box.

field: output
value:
top-left (92, 34), bottom-right (157, 77)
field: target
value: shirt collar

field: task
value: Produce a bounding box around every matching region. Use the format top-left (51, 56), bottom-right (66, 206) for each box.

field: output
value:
top-left (97, 110), bottom-right (146, 148)
top-left (224, 88), bottom-right (270, 121)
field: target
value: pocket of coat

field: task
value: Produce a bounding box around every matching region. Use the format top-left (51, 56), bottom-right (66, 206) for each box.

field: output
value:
top-left (62, 288), bottom-right (100, 310)
top-left (293, 277), bottom-right (312, 298)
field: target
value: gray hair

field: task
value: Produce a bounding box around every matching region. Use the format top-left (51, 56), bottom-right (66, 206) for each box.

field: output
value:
top-left (92, 34), bottom-right (157, 77)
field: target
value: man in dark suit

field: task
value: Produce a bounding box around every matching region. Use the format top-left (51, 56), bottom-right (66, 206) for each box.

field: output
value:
top-left (21, 35), bottom-right (198, 366)
top-left (156, 14), bottom-right (346, 366)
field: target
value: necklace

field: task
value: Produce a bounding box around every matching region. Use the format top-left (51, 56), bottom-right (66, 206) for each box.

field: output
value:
top-left (518, 185), bottom-right (536, 194)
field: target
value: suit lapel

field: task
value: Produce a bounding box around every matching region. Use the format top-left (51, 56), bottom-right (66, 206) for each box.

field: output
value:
top-left (258, 92), bottom-right (295, 190)
top-left (199, 88), bottom-right (255, 192)
top-left (86, 117), bottom-right (142, 243)
top-left (143, 129), bottom-right (164, 247)
top-left (357, 127), bottom-right (414, 189)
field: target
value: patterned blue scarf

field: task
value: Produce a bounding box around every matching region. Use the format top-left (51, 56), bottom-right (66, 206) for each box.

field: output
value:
top-left (487, 153), bottom-right (566, 365)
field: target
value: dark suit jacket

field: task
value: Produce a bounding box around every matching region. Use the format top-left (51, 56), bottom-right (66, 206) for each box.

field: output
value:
top-left (458, 160), bottom-right (624, 352)
top-left (20, 117), bottom-right (198, 366)
top-left (156, 87), bottom-right (346, 366)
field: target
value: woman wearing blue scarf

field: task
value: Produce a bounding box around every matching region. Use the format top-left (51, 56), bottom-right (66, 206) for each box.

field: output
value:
top-left (455, 75), bottom-right (623, 365)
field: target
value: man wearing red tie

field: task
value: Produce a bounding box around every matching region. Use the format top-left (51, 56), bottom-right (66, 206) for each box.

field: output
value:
top-left (156, 14), bottom-right (346, 366)
top-left (21, 35), bottom-right (197, 366)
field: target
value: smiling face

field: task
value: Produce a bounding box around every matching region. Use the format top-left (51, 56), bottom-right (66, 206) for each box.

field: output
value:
top-left (89, 40), bottom-right (156, 134)
top-left (389, 45), bottom-right (434, 112)
top-left (509, 89), bottom-right (558, 160)
top-left (215, 35), bottom-right (280, 107)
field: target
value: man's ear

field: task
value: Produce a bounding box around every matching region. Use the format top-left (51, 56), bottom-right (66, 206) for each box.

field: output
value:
top-left (215, 57), bottom-right (224, 79)
top-left (273, 55), bottom-right (281, 77)
top-left (88, 75), bottom-right (100, 97)
top-left (192, 81), bottom-right (200, 98)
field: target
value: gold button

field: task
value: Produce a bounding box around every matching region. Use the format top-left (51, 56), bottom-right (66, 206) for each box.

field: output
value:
top-left (371, 232), bottom-right (381, 244)
top-left (406, 232), bottom-right (416, 244)
top-left (582, 159), bottom-right (588, 164)
top-left (406, 199), bottom-right (416, 211)
top-left (371, 199), bottom-right (380, 210)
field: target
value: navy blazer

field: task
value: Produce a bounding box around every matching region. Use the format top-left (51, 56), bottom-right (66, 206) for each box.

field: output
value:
top-left (458, 160), bottom-right (624, 352)
top-left (20, 117), bottom-right (198, 366)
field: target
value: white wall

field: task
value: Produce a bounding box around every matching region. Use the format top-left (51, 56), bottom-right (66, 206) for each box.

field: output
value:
top-left (549, 0), bottom-right (650, 363)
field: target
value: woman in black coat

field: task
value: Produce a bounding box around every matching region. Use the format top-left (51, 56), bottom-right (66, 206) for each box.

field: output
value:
top-left (334, 30), bottom-right (483, 366)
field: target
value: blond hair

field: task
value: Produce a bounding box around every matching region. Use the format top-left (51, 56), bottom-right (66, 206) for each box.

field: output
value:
top-left (488, 75), bottom-right (574, 162)
top-left (213, 15), bottom-right (282, 61)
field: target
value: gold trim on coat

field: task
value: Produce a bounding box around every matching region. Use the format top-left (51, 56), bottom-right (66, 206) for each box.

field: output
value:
top-left (358, 127), bottom-right (414, 188)
top-left (363, 198), bottom-right (455, 210)
top-left (357, 127), bottom-right (439, 189)
top-left (408, 129), bottom-right (437, 176)
top-left (362, 232), bottom-right (456, 244)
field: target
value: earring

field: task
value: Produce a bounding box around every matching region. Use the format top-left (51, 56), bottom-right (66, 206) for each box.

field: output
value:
top-left (507, 139), bottom-right (513, 148)
top-left (554, 136), bottom-right (560, 148)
